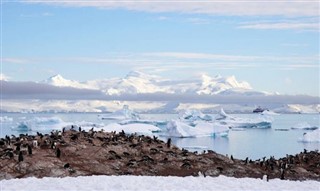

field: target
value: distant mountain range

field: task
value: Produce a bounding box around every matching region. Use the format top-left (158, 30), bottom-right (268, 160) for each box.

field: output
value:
top-left (43, 71), bottom-right (268, 96)
top-left (1, 71), bottom-right (318, 113)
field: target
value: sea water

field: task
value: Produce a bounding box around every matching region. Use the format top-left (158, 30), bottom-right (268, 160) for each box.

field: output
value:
top-left (1, 113), bottom-right (319, 160)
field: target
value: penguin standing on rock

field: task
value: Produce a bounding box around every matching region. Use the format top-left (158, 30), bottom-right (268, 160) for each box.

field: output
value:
top-left (27, 144), bottom-right (32, 155)
top-left (18, 151), bottom-right (23, 162)
top-left (280, 168), bottom-right (285, 180)
top-left (56, 148), bottom-right (61, 158)
top-left (167, 138), bottom-right (171, 148)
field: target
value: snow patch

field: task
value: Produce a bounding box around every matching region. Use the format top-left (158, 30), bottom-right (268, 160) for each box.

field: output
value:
top-left (1, 175), bottom-right (319, 191)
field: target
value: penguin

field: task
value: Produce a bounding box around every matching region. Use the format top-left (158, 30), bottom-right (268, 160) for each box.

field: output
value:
top-left (79, 126), bottom-right (82, 132)
top-left (230, 155), bottom-right (234, 161)
top-left (6, 151), bottom-right (14, 159)
top-left (51, 141), bottom-right (55, 149)
top-left (5, 135), bottom-right (11, 145)
top-left (16, 144), bottom-right (20, 152)
top-left (56, 148), bottom-right (61, 158)
top-left (18, 151), bottom-right (23, 162)
top-left (33, 140), bottom-right (38, 147)
top-left (166, 138), bottom-right (171, 148)
top-left (245, 157), bottom-right (248, 165)
top-left (280, 168), bottom-right (285, 180)
top-left (64, 163), bottom-right (70, 169)
top-left (27, 144), bottom-right (32, 155)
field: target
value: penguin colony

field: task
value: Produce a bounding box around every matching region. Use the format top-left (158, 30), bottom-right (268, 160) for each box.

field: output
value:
top-left (0, 129), bottom-right (319, 180)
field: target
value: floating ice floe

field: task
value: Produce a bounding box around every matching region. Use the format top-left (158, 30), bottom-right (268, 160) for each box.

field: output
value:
top-left (291, 122), bottom-right (318, 130)
top-left (299, 129), bottom-right (320, 143)
top-left (0, 116), bottom-right (13, 122)
top-left (12, 117), bottom-right (71, 132)
top-left (164, 120), bottom-right (229, 138)
top-left (97, 123), bottom-right (161, 135)
top-left (179, 109), bottom-right (213, 122)
top-left (215, 109), bottom-right (272, 129)
top-left (98, 105), bottom-right (140, 120)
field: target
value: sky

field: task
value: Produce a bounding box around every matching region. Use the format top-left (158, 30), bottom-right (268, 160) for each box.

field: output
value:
top-left (1, 0), bottom-right (319, 96)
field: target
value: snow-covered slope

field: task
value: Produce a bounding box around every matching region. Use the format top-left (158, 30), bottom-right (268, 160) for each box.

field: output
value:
top-left (1, 175), bottom-right (319, 191)
top-left (196, 74), bottom-right (253, 95)
top-left (41, 71), bottom-right (266, 96)
top-left (104, 71), bottom-right (172, 95)
top-left (43, 74), bottom-right (95, 89)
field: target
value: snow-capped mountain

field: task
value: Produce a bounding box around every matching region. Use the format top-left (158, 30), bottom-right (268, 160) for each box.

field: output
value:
top-left (196, 74), bottom-right (253, 95)
top-left (43, 74), bottom-right (95, 90)
top-left (43, 71), bottom-right (266, 95)
top-left (42, 71), bottom-right (267, 96)
top-left (104, 71), bottom-right (172, 95)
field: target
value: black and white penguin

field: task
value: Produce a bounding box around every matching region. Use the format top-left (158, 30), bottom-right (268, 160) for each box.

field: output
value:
top-left (280, 168), bottom-right (285, 180)
top-left (167, 138), bottom-right (171, 148)
top-left (18, 151), bottom-right (23, 162)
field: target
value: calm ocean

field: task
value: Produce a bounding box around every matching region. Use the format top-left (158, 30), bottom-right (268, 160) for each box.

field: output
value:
top-left (1, 113), bottom-right (319, 160)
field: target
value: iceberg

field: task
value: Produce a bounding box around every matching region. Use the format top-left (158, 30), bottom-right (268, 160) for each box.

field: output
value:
top-left (12, 117), bottom-right (71, 132)
top-left (0, 116), bottom-right (13, 122)
top-left (11, 117), bottom-right (103, 133)
top-left (179, 109), bottom-right (213, 122)
top-left (164, 120), bottom-right (229, 138)
top-left (98, 123), bottom-right (161, 135)
top-left (98, 105), bottom-right (140, 120)
top-left (299, 129), bottom-right (320, 143)
top-left (215, 108), bottom-right (272, 129)
top-left (291, 122), bottom-right (318, 130)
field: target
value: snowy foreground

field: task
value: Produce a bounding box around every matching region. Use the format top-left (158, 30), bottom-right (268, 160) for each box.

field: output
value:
top-left (1, 175), bottom-right (319, 191)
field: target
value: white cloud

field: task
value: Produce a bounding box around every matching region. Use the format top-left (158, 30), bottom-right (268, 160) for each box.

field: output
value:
top-left (22, 0), bottom-right (319, 17)
top-left (2, 57), bottom-right (30, 64)
top-left (239, 22), bottom-right (319, 30)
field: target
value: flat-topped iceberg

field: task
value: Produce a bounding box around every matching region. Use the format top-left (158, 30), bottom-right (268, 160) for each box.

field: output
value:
top-left (98, 105), bottom-right (140, 120)
top-left (98, 123), bottom-right (161, 135)
top-left (164, 120), bottom-right (229, 138)
top-left (12, 117), bottom-right (105, 133)
top-left (291, 122), bottom-right (318, 130)
top-left (215, 108), bottom-right (272, 129)
top-left (299, 129), bottom-right (320, 143)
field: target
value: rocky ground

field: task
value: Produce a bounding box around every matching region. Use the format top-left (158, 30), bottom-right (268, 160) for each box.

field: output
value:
top-left (0, 129), bottom-right (319, 181)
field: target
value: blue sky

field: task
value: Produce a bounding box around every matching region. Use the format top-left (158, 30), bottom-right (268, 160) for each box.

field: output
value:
top-left (1, 1), bottom-right (319, 96)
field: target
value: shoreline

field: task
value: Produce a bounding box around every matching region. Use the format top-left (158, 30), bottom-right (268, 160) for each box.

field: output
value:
top-left (0, 129), bottom-right (319, 181)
